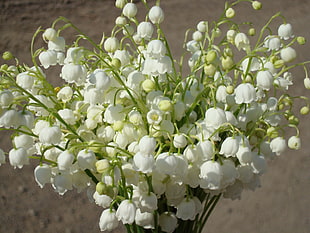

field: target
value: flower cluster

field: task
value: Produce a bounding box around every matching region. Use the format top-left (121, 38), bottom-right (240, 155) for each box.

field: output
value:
top-left (0, 0), bottom-right (309, 232)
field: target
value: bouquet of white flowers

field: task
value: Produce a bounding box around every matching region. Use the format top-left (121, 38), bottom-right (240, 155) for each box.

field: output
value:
top-left (1, 0), bottom-right (309, 232)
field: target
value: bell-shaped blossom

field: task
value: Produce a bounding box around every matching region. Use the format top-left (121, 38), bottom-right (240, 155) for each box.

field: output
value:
top-left (138, 191), bottom-right (158, 212)
top-left (58, 109), bottom-right (76, 125)
top-left (137, 21), bottom-right (154, 40)
top-left (39, 50), bottom-right (57, 68)
top-left (199, 160), bottom-right (223, 190)
top-left (221, 159), bottom-right (239, 188)
top-left (146, 39), bottom-right (166, 58)
top-left (139, 135), bottom-right (157, 154)
top-left (14, 134), bottom-right (33, 150)
top-left (122, 3), bottom-right (138, 18)
top-left (197, 140), bottom-right (214, 161)
top-left (135, 208), bottom-right (155, 229)
top-left (61, 63), bottom-right (87, 85)
top-left (133, 152), bottom-right (155, 173)
top-left (34, 164), bottom-right (52, 188)
top-left (256, 70), bottom-right (273, 90)
top-left (48, 36), bottom-right (65, 52)
top-left (16, 72), bottom-right (35, 90)
top-left (264, 36), bottom-right (281, 51)
top-left (219, 136), bottom-right (239, 157)
top-left (57, 150), bottom-right (75, 171)
top-left (64, 47), bottom-right (84, 64)
top-left (99, 209), bottom-right (119, 232)
top-left (234, 32), bottom-right (250, 51)
top-left (236, 145), bottom-right (253, 165)
top-left (71, 170), bottom-right (90, 193)
top-left (146, 109), bottom-right (162, 125)
top-left (28, 95), bottom-right (55, 116)
top-left (270, 137), bottom-right (286, 155)
top-left (176, 198), bottom-right (197, 220)
top-left (288, 136), bottom-right (301, 150)
top-left (0, 90), bottom-right (14, 107)
top-left (0, 109), bottom-right (20, 128)
top-left (39, 125), bottom-right (62, 145)
top-left (280, 47), bottom-right (297, 62)
top-left (251, 152), bottom-right (267, 174)
top-left (89, 69), bottom-right (111, 91)
top-left (52, 173), bottom-right (73, 195)
top-left (235, 83), bottom-right (256, 104)
top-left (173, 134), bottom-right (187, 148)
top-left (155, 152), bottom-right (178, 175)
top-left (278, 23), bottom-right (294, 40)
top-left (159, 212), bottom-right (178, 233)
top-left (104, 104), bottom-right (125, 124)
top-left (104, 37), bottom-right (120, 53)
top-left (9, 147), bottom-right (29, 169)
top-left (77, 149), bottom-right (97, 170)
top-left (116, 199), bottom-right (136, 224)
top-left (205, 107), bottom-right (227, 129)
top-left (57, 86), bottom-right (73, 102)
top-left (237, 164), bottom-right (254, 184)
top-left (183, 144), bottom-right (203, 164)
top-left (42, 28), bottom-right (57, 41)
top-left (113, 50), bottom-right (130, 67)
top-left (93, 191), bottom-right (113, 208)
top-left (149, 6), bottom-right (164, 24)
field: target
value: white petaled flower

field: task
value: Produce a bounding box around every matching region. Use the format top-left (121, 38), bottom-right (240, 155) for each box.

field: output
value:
top-left (34, 164), bottom-right (52, 188)
top-left (138, 191), bottom-right (158, 212)
top-left (199, 160), bottom-right (223, 190)
top-left (221, 159), bottom-right (239, 188)
top-left (39, 50), bottom-right (57, 68)
top-left (122, 3), bottom-right (138, 18)
top-left (135, 208), bottom-right (155, 229)
top-left (219, 136), bottom-right (239, 157)
top-left (93, 191), bottom-right (113, 208)
top-left (39, 125), bottom-right (62, 145)
top-left (104, 37), bottom-right (120, 53)
top-left (57, 86), bottom-right (73, 102)
top-left (278, 23), bottom-right (294, 40)
top-left (197, 140), bottom-right (214, 161)
top-left (16, 72), bottom-right (35, 90)
top-left (173, 134), bottom-right (187, 148)
top-left (58, 109), bottom-right (76, 125)
top-left (42, 28), bottom-right (57, 41)
top-left (176, 198), bottom-right (196, 220)
top-left (0, 109), bottom-right (20, 128)
top-left (288, 136), bottom-right (301, 150)
top-left (116, 199), bottom-right (136, 224)
top-left (235, 83), bottom-right (256, 104)
top-left (137, 21), bottom-right (154, 40)
top-left (256, 70), bottom-right (273, 90)
top-left (159, 212), bottom-right (178, 233)
top-left (146, 40), bottom-right (166, 58)
top-left (147, 109), bottom-right (162, 125)
top-left (133, 152), bottom-right (155, 173)
top-left (280, 47), bottom-right (297, 63)
top-left (13, 134), bottom-right (33, 149)
top-left (205, 107), bottom-right (227, 129)
top-left (48, 36), bottom-right (65, 52)
top-left (149, 6), bottom-right (164, 24)
top-left (104, 104), bottom-right (125, 124)
top-left (264, 36), bottom-right (281, 51)
top-left (234, 32), bottom-right (250, 51)
top-left (251, 152), bottom-right (267, 174)
top-left (52, 173), bottom-right (73, 195)
top-left (0, 90), bottom-right (14, 107)
top-left (113, 50), bottom-right (130, 66)
top-left (61, 63), bottom-right (87, 85)
top-left (270, 137), bottom-right (286, 156)
top-left (64, 47), bottom-right (84, 64)
top-left (155, 152), bottom-right (178, 175)
top-left (139, 135), bottom-right (157, 154)
top-left (57, 150), bottom-right (75, 171)
top-left (99, 209), bottom-right (119, 232)
top-left (236, 145), bottom-right (253, 165)
top-left (9, 147), bottom-right (29, 169)
top-left (77, 149), bottom-right (97, 170)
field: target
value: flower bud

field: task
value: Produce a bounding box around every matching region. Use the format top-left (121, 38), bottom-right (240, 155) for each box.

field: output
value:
top-left (248, 28), bottom-right (256, 36)
top-left (225, 8), bottom-right (235, 18)
top-left (304, 78), bottom-right (310, 89)
top-left (137, 21), bottom-right (154, 40)
top-left (288, 136), bottom-right (301, 150)
top-left (206, 50), bottom-right (217, 63)
top-left (111, 58), bottom-right (121, 69)
top-left (115, 16), bottom-right (127, 26)
top-left (267, 126), bottom-right (278, 138)
top-left (297, 36), bottom-right (306, 45)
top-left (42, 28), bottom-right (57, 41)
top-left (226, 85), bottom-right (234, 94)
top-left (280, 47), bottom-right (297, 62)
top-left (2, 51), bottom-right (13, 60)
top-left (115, 0), bottom-right (126, 8)
top-left (221, 56), bottom-right (234, 70)
top-left (300, 106), bottom-right (310, 115)
top-left (142, 79), bottom-right (155, 92)
top-left (252, 1), bottom-right (262, 10)
top-left (204, 64), bottom-right (216, 76)
top-left (192, 31), bottom-right (203, 41)
top-left (158, 100), bottom-right (172, 112)
top-left (104, 37), bottom-right (120, 53)
top-left (149, 6), bottom-right (164, 24)
top-left (197, 21), bottom-right (208, 32)
top-left (96, 159), bottom-right (110, 174)
top-left (274, 59), bottom-right (285, 68)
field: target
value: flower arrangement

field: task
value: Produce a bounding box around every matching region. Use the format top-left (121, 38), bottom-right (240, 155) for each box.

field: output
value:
top-left (0, 0), bottom-right (309, 232)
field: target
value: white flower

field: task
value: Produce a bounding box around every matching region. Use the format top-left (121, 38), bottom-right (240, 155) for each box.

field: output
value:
top-left (234, 32), bottom-right (250, 51)
top-left (93, 191), bottom-right (113, 208)
top-left (13, 134), bottom-right (33, 149)
top-left (135, 208), bottom-right (155, 229)
top-left (133, 152), bottom-right (155, 173)
top-left (39, 125), bottom-right (62, 145)
top-left (205, 107), bottom-right (227, 129)
top-left (139, 135), bottom-right (157, 154)
top-left (280, 47), bottom-right (297, 62)
top-left (251, 153), bottom-right (267, 174)
top-left (122, 3), bottom-right (137, 18)
top-left (155, 152), bottom-right (178, 175)
top-left (264, 36), bottom-right (281, 51)
top-left (0, 109), bottom-right (19, 128)
top-left (116, 199), bottom-right (136, 224)
top-left (9, 147), bottom-right (29, 169)
top-left (288, 136), bottom-right (301, 150)
top-left (197, 140), bottom-right (214, 161)
top-left (42, 28), bottom-right (57, 41)
top-left (278, 23), bottom-right (294, 40)
top-left (221, 159), bottom-right (239, 188)
top-left (183, 144), bottom-right (202, 164)
top-left (226, 29), bottom-right (237, 43)
top-left (176, 198), bottom-right (196, 220)
top-left (173, 134), bottom-right (187, 148)
top-left (219, 136), bottom-right (239, 157)
top-left (270, 137), bottom-right (286, 155)
top-left (159, 212), bottom-right (178, 233)
top-left (64, 47), bottom-right (84, 64)
top-left (104, 104), bottom-right (125, 124)
top-left (147, 109), bottom-right (162, 125)
top-left (34, 164), bottom-right (52, 188)
top-left (16, 72), bottom-right (35, 89)
top-left (0, 149), bottom-right (5, 166)
top-left (58, 109), bottom-right (76, 125)
top-left (48, 36), bottom-right (65, 52)
top-left (149, 6), bottom-right (164, 24)
top-left (146, 40), bottom-right (166, 58)
top-left (52, 173), bottom-right (73, 195)
top-left (0, 90), bottom-right (14, 107)
top-left (61, 63), bottom-right (87, 84)
top-left (57, 150), bottom-right (75, 171)
top-left (104, 37), bottom-right (120, 53)
top-left (137, 21), bottom-right (154, 40)
top-left (39, 50), bottom-right (57, 68)
top-left (304, 77), bottom-right (310, 89)
top-left (199, 160), bottom-right (223, 190)
top-left (77, 149), bottom-right (97, 170)
top-left (57, 86), bottom-right (73, 102)
top-left (256, 70), bottom-right (273, 90)
top-left (99, 209), bottom-right (119, 232)
top-left (138, 191), bottom-right (158, 212)
top-left (235, 83), bottom-right (256, 104)
top-left (113, 50), bottom-right (130, 66)
top-left (236, 145), bottom-right (253, 165)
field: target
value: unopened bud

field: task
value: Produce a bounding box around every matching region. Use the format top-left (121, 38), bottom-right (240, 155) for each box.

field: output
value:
top-left (225, 8), bottom-right (235, 18)
top-left (248, 28), bottom-right (256, 36)
top-left (300, 106), bottom-right (310, 115)
top-left (274, 59), bottom-right (285, 69)
top-left (297, 36), bottom-right (306, 45)
top-left (111, 58), bottom-right (121, 69)
top-left (2, 51), bottom-right (13, 60)
top-left (221, 56), bottom-right (234, 70)
top-left (267, 127), bottom-right (278, 138)
top-left (142, 79), bottom-right (155, 92)
top-left (226, 85), bottom-right (234, 94)
top-left (252, 1), bottom-right (262, 10)
top-left (95, 159), bottom-right (110, 174)
top-left (158, 100), bottom-right (172, 112)
top-left (204, 64), bottom-right (216, 76)
top-left (206, 50), bottom-right (217, 63)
